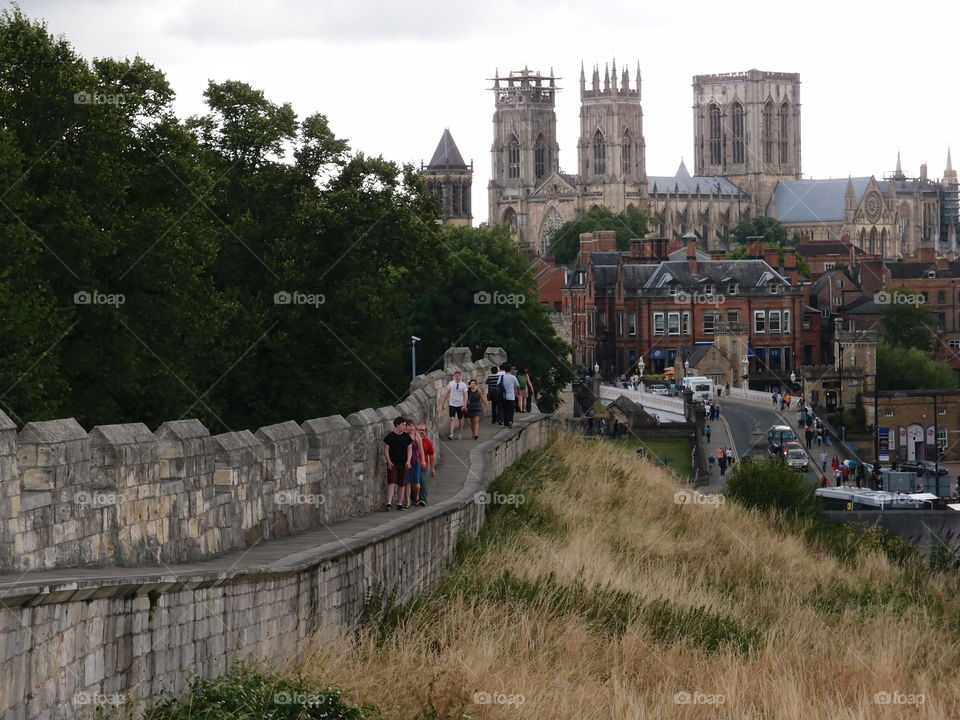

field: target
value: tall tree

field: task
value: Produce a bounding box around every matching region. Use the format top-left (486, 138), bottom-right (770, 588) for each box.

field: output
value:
top-left (878, 290), bottom-right (938, 352)
top-left (729, 215), bottom-right (788, 247)
top-left (548, 206), bottom-right (649, 264)
top-left (877, 341), bottom-right (955, 391)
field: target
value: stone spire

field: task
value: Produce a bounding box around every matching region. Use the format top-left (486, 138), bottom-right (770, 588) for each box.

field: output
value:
top-left (604, 62), bottom-right (610, 92)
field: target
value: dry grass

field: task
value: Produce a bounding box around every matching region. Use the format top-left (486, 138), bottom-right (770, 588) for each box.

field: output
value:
top-left (293, 433), bottom-right (960, 719)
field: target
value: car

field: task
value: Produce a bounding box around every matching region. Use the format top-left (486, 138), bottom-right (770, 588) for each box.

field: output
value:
top-left (782, 441), bottom-right (803, 456)
top-left (648, 384), bottom-right (669, 395)
top-left (898, 460), bottom-right (948, 477)
top-left (767, 425), bottom-right (797, 455)
top-left (785, 447), bottom-right (809, 471)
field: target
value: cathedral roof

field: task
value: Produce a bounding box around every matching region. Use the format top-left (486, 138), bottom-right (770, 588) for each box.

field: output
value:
top-left (768, 178), bottom-right (872, 223)
top-left (647, 175), bottom-right (745, 196)
top-left (427, 129), bottom-right (468, 169)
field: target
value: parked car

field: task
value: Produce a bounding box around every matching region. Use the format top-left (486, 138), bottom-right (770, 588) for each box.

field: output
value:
top-left (648, 384), bottom-right (669, 395)
top-left (785, 447), bottom-right (809, 471)
top-left (897, 460), bottom-right (948, 477)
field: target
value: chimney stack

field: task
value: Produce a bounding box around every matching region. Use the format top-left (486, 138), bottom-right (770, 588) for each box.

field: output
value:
top-left (746, 236), bottom-right (765, 259)
top-left (577, 232), bottom-right (598, 267)
top-left (783, 249), bottom-right (797, 284)
top-left (685, 233), bottom-right (698, 274)
top-left (596, 230), bottom-right (617, 252)
top-left (763, 246), bottom-right (780, 270)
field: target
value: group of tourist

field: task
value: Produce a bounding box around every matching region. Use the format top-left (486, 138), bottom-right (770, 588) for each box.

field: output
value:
top-left (707, 445), bottom-right (735, 476)
top-left (382, 417), bottom-right (436, 511)
top-left (382, 366), bottom-right (535, 510)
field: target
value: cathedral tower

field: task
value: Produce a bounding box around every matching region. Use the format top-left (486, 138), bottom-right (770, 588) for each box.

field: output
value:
top-left (423, 129), bottom-right (473, 227)
top-left (692, 70), bottom-right (801, 211)
top-left (578, 60), bottom-right (647, 210)
top-left (488, 67), bottom-right (561, 250)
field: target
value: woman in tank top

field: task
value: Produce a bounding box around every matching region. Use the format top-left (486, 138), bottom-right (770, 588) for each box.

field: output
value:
top-left (466, 379), bottom-right (489, 440)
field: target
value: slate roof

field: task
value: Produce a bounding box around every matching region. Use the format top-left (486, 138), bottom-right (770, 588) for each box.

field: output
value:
top-left (886, 261), bottom-right (938, 279)
top-left (591, 265), bottom-right (618, 289)
top-left (427, 129), bottom-right (468, 168)
top-left (648, 175), bottom-right (745, 196)
top-left (646, 260), bottom-right (790, 289)
top-left (809, 268), bottom-right (855, 295)
top-left (768, 178), bottom-right (871, 223)
top-left (622, 264), bottom-right (659, 291)
top-left (842, 296), bottom-right (880, 314)
top-left (680, 344), bottom-right (715, 368)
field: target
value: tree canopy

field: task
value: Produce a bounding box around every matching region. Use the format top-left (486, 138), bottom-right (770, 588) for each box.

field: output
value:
top-left (729, 215), bottom-right (789, 247)
top-left (877, 341), bottom-right (955, 391)
top-left (878, 290), bottom-right (938, 352)
top-left (547, 206), bottom-right (649, 264)
top-left (0, 8), bottom-right (572, 429)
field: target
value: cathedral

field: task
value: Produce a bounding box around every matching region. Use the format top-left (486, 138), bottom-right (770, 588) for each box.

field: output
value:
top-left (482, 64), bottom-right (960, 259)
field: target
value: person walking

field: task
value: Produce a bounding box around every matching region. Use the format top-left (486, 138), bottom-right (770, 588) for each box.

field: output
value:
top-left (835, 467), bottom-right (842, 487)
top-left (714, 402), bottom-right (721, 419)
top-left (832, 455), bottom-right (840, 473)
top-left (499, 364), bottom-right (520, 428)
top-left (523, 368), bottom-right (535, 412)
top-left (718, 451), bottom-right (728, 476)
top-left (772, 392), bottom-right (778, 407)
top-left (516, 368), bottom-right (529, 413)
top-left (805, 427), bottom-right (814, 449)
top-left (443, 371), bottom-right (468, 440)
top-left (465, 379), bottom-right (489, 439)
top-left (383, 416), bottom-right (412, 511)
top-left (724, 383), bottom-right (730, 397)
top-left (855, 463), bottom-right (865, 489)
top-left (403, 420), bottom-right (426, 508)
top-left (725, 446), bottom-right (734, 467)
top-left (416, 423), bottom-right (435, 505)
top-left (819, 450), bottom-right (828, 473)
top-left (705, 424), bottom-right (712, 443)
top-left (485, 365), bottom-right (503, 425)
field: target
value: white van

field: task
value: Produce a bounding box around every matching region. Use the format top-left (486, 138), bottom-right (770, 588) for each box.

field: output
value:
top-left (682, 375), bottom-right (716, 402)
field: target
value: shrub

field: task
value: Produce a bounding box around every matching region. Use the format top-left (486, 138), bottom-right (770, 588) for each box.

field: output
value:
top-left (724, 457), bottom-right (816, 516)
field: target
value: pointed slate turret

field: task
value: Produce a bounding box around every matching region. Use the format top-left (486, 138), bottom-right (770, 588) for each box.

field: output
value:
top-left (427, 129), bottom-right (468, 169)
top-left (676, 159), bottom-right (691, 179)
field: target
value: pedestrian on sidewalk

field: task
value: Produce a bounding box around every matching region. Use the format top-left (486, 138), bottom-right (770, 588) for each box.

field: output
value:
top-left (816, 428), bottom-right (823, 447)
top-left (516, 368), bottom-right (529, 413)
top-left (417, 423), bottom-right (435, 504)
top-left (841, 463), bottom-right (850, 485)
top-left (832, 455), bottom-right (840, 473)
top-left (705, 424), bottom-right (712, 442)
top-left (499, 364), bottom-right (520, 428)
top-left (444, 371), bottom-right (468, 440)
top-left (486, 366), bottom-right (503, 425)
top-left (718, 451), bottom-right (728, 476)
top-left (772, 392), bottom-right (778, 407)
top-left (403, 420), bottom-right (426, 508)
top-left (523, 369), bottom-right (536, 412)
top-left (383, 416), bottom-right (412, 510)
top-left (714, 402), bottom-right (722, 419)
top-left (835, 467), bottom-right (842, 486)
top-left (726, 446), bottom-right (734, 466)
top-left (819, 450), bottom-right (828, 473)
top-left (466, 379), bottom-right (489, 439)
top-left (724, 382), bottom-right (730, 397)
top-left (855, 463), bottom-right (865, 489)
top-left (805, 427), bottom-right (814, 449)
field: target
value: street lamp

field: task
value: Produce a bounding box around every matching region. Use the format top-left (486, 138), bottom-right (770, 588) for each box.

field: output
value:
top-left (638, 356), bottom-right (645, 392)
top-left (684, 358), bottom-right (690, 376)
top-left (741, 354), bottom-right (749, 388)
top-left (411, 335), bottom-right (421, 379)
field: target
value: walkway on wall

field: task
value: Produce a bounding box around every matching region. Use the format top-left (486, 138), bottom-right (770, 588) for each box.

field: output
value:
top-left (0, 417), bottom-right (539, 596)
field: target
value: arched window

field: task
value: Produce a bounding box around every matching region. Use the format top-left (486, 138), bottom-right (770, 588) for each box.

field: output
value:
top-left (708, 104), bottom-right (721, 165)
top-left (731, 102), bottom-right (744, 164)
top-left (508, 135), bottom-right (520, 179)
top-left (540, 206), bottom-right (564, 256)
top-left (593, 130), bottom-right (606, 175)
top-left (779, 102), bottom-right (790, 164)
top-left (622, 128), bottom-right (632, 173)
top-left (452, 180), bottom-right (461, 215)
top-left (502, 207), bottom-right (517, 231)
top-left (534, 134), bottom-right (547, 181)
top-left (763, 101), bottom-right (774, 163)
top-left (869, 227), bottom-right (878, 254)
top-left (880, 228), bottom-right (888, 256)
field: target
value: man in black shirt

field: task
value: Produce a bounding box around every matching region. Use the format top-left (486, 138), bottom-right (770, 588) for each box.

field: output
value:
top-left (485, 365), bottom-right (503, 425)
top-left (383, 416), bottom-right (412, 510)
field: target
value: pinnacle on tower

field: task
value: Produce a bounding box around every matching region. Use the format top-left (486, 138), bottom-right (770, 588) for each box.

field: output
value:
top-left (611, 58), bottom-right (617, 91)
top-left (592, 65), bottom-right (600, 91)
top-left (494, 67), bottom-right (500, 89)
top-left (604, 62), bottom-right (610, 91)
top-left (636, 62), bottom-right (642, 100)
top-left (947, 148), bottom-right (954, 173)
top-left (549, 67), bottom-right (555, 88)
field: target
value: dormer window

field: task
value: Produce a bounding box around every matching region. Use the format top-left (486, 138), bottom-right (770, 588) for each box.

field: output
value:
top-left (768, 283), bottom-right (780, 294)
top-left (726, 283), bottom-right (738, 295)
top-left (926, 268), bottom-right (936, 279)
top-left (703, 284), bottom-right (715, 296)
top-left (668, 285), bottom-right (678, 296)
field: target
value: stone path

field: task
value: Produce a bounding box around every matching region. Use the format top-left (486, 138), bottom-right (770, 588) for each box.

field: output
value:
top-left (0, 416), bottom-right (533, 593)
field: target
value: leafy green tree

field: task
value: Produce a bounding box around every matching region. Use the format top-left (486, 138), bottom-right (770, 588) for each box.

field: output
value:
top-left (878, 290), bottom-right (938, 352)
top-left (547, 206), bottom-right (649, 264)
top-left (729, 215), bottom-right (787, 247)
top-left (877, 341), bottom-right (955, 391)
top-left (725, 457), bottom-right (816, 516)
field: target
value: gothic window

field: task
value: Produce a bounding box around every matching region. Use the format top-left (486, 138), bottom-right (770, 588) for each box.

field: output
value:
top-left (708, 104), bottom-right (721, 166)
top-left (763, 101), bottom-right (774, 163)
top-left (540, 206), bottom-right (564, 256)
top-left (869, 227), bottom-right (878, 254)
top-left (452, 180), bottom-right (461, 216)
top-left (508, 135), bottom-right (520, 179)
top-left (502, 207), bottom-right (517, 231)
top-left (779, 102), bottom-right (790, 164)
top-left (593, 130), bottom-right (606, 175)
top-left (534, 134), bottom-right (547, 181)
top-left (731, 102), bottom-right (744, 164)
top-left (622, 128), bottom-right (631, 173)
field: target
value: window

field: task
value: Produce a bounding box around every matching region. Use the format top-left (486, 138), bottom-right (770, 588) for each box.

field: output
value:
top-left (508, 135), bottom-right (520, 179)
top-left (938, 290), bottom-right (946, 304)
top-left (708, 104), bottom-right (721, 165)
top-left (801, 315), bottom-right (811, 330)
top-left (703, 284), bottom-right (715, 296)
top-left (754, 310), bottom-right (766, 333)
top-left (628, 311), bottom-right (637, 336)
top-left (593, 129), bottom-right (606, 175)
top-left (682, 311), bottom-right (691, 335)
top-left (769, 283), bottom-right (780, 294)
top-left (824, 263), bottom-right (835, 271)
top-left (768, 310), bottom-right (781, 333)
top-left (668, 284), bottom-right (678, 296)
top-left (938, 427), bottom-right (948, 455)
top-left (726, 283), bottom-right (738, 295)
top-left (779, 102), bottom-right (790, 164)
top-left (587, 311), bottom-right (595, 335)
top-left (726, 310), bottom-right (740, 324)
top-left (704, 311), bottom-right (717, 335)
top-left (653, 312), bottom-right (664, 336)
top-left (731, 102), bottom-right (744, 164)
top-left (949, 340), bottom-right (960, 349)
top-left (937, 408), bottom-right (947, 416)
top-left (617, 312), bottom-right (624, 337)
top-left (763, 101), bottom-right (774, 163)
top-left (622, 128), bottom-right (631, 173)
top-left (884, 409), bottom-right (895, 417)
top-left (534, 135), bottom-right (546, 180)
top-left (938, 312), bottom-right (946, 332)
top-left (667, 311), bottom-right (681, 336)
top-left (783, 310), bottom-right (791, 333)
top-left (833, 296), bottom-right (842, 306)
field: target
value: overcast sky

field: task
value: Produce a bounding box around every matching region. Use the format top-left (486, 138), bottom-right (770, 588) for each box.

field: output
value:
top-left (15, 0), bottom-right (960, 223)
